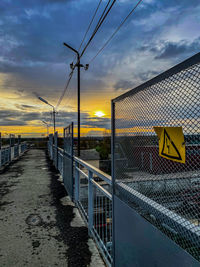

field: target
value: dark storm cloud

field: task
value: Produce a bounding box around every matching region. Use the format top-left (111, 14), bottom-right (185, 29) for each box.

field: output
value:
top-left (155, 38), bottom-right (200, 59)
top-left (137, 71), bottom-right (160, 82)
top-left (81, 116), bottom-right (110, 129)
top-left (0, 109), bottom-right (21, 118)
top-left (114, 80), bottom-right (136, 91)
top-left (0, 108), bottom-right (81, 127)
top-left (0, 106), bottom-right (110, 129)
top-left (15, 104), bottom-right (37, 110)
top-left (0, 120), bottom-right (27, 126)
top-left (113, 70), bottom-right (160, 91)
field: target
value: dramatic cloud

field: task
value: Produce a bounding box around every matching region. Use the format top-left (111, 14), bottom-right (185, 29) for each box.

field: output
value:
top-left (0, 0), bottom-right (199, 134)
top-left (114, 80), bottom-right (135, 91)
top-left (155, 38), bottom-right (200, 59)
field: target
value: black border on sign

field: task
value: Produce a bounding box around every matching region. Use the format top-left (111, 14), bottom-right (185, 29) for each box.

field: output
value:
top-left (161, 129), bottom-right (182, 161)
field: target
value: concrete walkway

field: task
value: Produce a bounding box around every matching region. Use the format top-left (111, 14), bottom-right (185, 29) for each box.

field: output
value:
top-left (0, 149), bottom-right (105, 267)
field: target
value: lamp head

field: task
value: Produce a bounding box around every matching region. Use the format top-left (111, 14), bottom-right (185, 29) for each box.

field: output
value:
top-left (38, 96), bottom-right (49, 105)
top-left (85, 64), bottom-right (89, 70)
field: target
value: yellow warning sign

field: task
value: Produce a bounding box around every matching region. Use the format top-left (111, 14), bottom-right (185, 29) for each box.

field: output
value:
top-left (154, 126), bottom-right (185, 163)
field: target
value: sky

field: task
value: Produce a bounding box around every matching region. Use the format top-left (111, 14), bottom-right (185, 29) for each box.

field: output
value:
top-left (0, 0), bottom-right (199, 137)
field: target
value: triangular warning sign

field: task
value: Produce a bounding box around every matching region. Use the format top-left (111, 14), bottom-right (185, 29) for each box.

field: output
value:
top-left (161, 129), bottom-right (182, 160)
top-left (153, 126), bottom-right (185, 163)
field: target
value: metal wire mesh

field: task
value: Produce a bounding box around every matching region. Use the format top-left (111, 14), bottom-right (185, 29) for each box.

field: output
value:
top-left (113, 53), bottom-right (200, 261)
top-left (93, 186), bottom-right (112, 264)
top-left (63, 123), bottom-right (74, 198)
top-left (57, 148), bottom-right (64, 177)
top-left (78, 169), bottom-right (89, 220)
top-left (1, 147), bottom-right (10, 165)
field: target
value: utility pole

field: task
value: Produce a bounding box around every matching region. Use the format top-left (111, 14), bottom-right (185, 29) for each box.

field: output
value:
top-left (63, 42), bottom-right (89, 157)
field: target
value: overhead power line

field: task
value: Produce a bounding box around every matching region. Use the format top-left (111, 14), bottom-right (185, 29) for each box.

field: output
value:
top-left (80, 0), bottom-right (116, 58)
top-left (89, 0), bottom-right (143, 63)
top-left (72, 0), bottom-right (103, 65)
top-left (56, 70), bottom-right (74, 109)
top-left (78, 0), bottom-right (103, 54)
top-left (56, 0), bottom-right (103, 108)
top-left (55, 0), bottom-right (117, 109)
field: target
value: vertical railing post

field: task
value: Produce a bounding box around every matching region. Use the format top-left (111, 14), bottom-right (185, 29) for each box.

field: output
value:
top-left (18, 135), bottom-right (21, 157)
top-left (52, 134), bottom-right (54, 163)
top-left (53, 132), bottom-right (58, 168)
top-left (9, 134), bottom-right (12, 162)
top-left (71, 122), bottom-right (74, 200)
top-left (75, 161), bottom-right (80, 202)
top-left (0, 133), bottom-right (1, 168)
top-left (88, 170), bottom-right (94, 236)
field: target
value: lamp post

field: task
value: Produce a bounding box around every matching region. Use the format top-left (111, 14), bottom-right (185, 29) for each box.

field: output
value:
top-left (42, 120), bottom-right (50, 136)
top-left (63, 42), bottom-right (89, 156)
top-left (38, 96), bottom-right (56, 135)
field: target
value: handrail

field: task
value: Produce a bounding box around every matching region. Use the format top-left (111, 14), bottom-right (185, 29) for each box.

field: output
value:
top-left (57, 147), bottom-right (64, 153)
top-left (48, 143), bottom-right (113, 267)
top-left (75, 166), bottom-right (88, 179)
top-left (91, 179), bottom-right (112, 200)
top-left (74, 156), bottom-right (112, 185)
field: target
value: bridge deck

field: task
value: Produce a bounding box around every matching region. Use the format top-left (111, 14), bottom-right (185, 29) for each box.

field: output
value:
top-left (0, 149), bottom-right (104, 267)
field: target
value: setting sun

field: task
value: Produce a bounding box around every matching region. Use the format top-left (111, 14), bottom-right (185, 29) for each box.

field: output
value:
top-left (94, 111), bottom-right (105, 117)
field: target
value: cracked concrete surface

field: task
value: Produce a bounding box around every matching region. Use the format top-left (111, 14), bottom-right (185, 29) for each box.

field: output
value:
top-left (0, 149), bottom-right (105, 267)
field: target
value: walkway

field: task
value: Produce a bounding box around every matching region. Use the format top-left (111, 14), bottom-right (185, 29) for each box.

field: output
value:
top-left (0, 149), bottom-right (105, 267)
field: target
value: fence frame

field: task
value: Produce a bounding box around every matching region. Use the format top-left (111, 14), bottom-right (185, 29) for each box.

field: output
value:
top-left (111, 52), bottom-right (200, 266)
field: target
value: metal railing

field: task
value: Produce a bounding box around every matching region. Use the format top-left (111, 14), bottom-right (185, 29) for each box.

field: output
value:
top-left (74, 157), bottom-right (112, 267)
top-left (1, 146), bottom-right (10, 166)
top-left (0, 142), bottom-right (27, 168)
top-left (48, 142), bottom-right (113, 266)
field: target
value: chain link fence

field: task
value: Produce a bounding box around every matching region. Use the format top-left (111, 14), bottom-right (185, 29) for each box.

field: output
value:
top-left (63, 123), bottom-right (74, 199)
top-left (113, 53), bottom-right (200, 261)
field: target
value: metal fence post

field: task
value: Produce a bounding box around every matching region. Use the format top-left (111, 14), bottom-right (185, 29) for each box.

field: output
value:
top-left (0, 133), bottom-right (1, 168)
top-left (75, 161), bottom-right (80, 202)
top-left (18, 135), bottom-right (21, 157)
top-left (9, 134), bottom-right (12, 162)
top-left (111, 100), bottom-right (115, 267)
top-left (88, 170), bottom-right (94, 236)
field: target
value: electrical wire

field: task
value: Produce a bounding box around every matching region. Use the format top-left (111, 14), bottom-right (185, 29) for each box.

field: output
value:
top-left (71, 0), bottom-right (103, 65)
top-left (78, 0), bottom-right (103, 54)
top-left (56, 0), bottom-right (116, 109)
top-left (56, 70), bottom-right (74, 109)
top-left (56, 0), bottom-right (105, 108)
top-left (89, 0), bottom-right (143, 63)
top-left (80, 0), bottom-right (116, 58)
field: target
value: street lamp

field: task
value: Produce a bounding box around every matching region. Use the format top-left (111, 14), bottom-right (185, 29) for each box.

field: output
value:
top-left (38, 96), bottom-right (56, 134)
top-left (63, 42), bottom-right (89, 156)
top-left (42, 120), bottom-right (50, 136)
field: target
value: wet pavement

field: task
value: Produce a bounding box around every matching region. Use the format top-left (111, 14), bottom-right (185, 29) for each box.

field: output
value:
top-left (0, 149), bottom-right (105, 267)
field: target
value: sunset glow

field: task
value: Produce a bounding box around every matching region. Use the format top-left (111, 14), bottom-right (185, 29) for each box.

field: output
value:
top-left (0, 0), bottom-right (199, 138)
top-left (94, 111), bottom-right (105, 118)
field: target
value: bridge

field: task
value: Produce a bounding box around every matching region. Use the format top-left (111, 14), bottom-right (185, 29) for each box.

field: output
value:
top-left (0, 53), bottom-right (200, 267)
top-left (0, 147), bottom-right (105, 267)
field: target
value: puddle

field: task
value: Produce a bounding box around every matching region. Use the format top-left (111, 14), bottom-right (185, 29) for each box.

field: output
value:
top-left (25, 214), bottom-right (42, 226)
